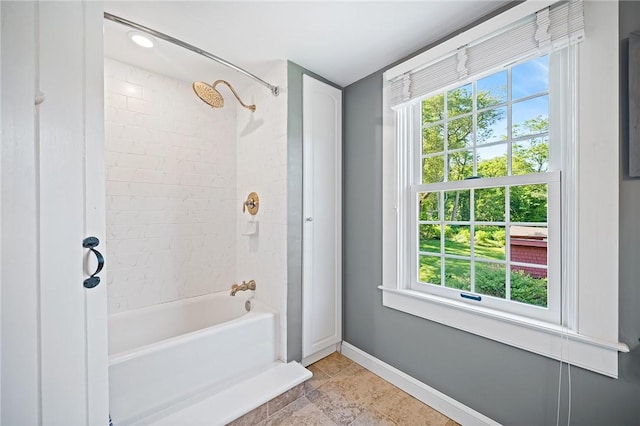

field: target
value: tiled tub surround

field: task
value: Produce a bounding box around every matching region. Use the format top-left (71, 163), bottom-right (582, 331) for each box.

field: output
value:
top-left (235, 60), bottom-right (289, 360)
top-left (108, 291), bottom-right (278, 424)
top-left (105, 58), bottom-right (238, 313)
top-left (229, 352), bottom-right (458, 426)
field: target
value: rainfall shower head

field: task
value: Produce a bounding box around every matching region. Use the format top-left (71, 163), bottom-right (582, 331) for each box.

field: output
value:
top-left (193, 80), bottom-right (256, 112)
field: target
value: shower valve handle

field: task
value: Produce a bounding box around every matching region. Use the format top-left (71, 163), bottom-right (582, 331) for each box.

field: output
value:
top-left (242, 192), bottom-right (260, 215)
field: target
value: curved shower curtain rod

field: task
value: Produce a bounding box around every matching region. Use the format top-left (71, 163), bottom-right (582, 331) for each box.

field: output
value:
top-left (103, 12), bottom-right (280, 97)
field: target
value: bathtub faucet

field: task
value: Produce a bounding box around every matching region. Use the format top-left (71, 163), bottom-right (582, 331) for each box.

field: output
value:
top-left (230, 280), bottom-right (256, 296)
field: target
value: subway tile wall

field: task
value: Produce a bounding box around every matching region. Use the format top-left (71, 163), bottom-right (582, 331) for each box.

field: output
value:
top-left (235, 61), bottom-right (289, 360)
top-left (104, 58), bottom-right (238, 313)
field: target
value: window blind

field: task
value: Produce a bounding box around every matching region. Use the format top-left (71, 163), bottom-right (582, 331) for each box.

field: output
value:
top-left (388, 0), bottom-right (584, 107)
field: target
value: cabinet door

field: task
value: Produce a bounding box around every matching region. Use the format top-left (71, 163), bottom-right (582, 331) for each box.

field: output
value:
top-left (302, 75), bottom-right (342, 358)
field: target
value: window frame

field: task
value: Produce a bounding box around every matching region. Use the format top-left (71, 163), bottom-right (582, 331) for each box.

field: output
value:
top-left (380, 0), bottom-right (628, 378)
top-left (406, 61), bottom-right (561, 323)
top-left (410, 174), bottom-right (561, 323)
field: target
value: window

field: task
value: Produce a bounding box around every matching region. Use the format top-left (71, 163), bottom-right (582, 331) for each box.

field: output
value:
top-left (412, 55), bottom-right (560, 323)
top-left (380, 0), bottom-right (627, 378)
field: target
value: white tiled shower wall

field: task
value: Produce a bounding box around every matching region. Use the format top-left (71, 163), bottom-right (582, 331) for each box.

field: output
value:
top-left (235, 61), bottom-right (288, 359)
top-left (104, 58), bottom-right (238, 313)
top-left (104, 58), bottom-right (290, 360)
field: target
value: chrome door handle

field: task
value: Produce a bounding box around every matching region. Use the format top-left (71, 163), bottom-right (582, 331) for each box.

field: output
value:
top-left (305, 217), bottom-right (313, 222)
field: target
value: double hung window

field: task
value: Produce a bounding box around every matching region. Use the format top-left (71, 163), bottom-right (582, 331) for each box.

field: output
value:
top-left (412, 55), bottom-right (560, 323)
top-left (381, 0), bottom-right (626, 377)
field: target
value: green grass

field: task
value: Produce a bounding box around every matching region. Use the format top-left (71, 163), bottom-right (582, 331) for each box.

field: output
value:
top-left (420, 238), bottom-right (505, 260)
top-left (418, 237), bottom-right (547, 307)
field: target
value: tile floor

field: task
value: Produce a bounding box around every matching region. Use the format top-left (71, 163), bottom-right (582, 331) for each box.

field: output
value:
top-left (231, 352), bottom-right (458, 426)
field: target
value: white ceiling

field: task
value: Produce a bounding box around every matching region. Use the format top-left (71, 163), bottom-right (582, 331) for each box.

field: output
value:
top-left (103, 1), bottom-right (509, 89)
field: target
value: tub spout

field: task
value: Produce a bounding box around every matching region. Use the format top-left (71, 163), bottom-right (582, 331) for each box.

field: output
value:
top-left (230, 280), bottom-right (256, 296)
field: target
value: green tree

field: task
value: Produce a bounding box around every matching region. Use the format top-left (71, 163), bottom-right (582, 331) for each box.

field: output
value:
top-left (421, 86), bottom-right (506, 222)
top-left (513, 116), bottom-right (549, 175)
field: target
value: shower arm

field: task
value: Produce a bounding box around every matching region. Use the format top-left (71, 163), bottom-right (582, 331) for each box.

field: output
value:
top-left (212, 80), bottom-right (256, 112)
top-left (103, 12), bottom-right (279, 97)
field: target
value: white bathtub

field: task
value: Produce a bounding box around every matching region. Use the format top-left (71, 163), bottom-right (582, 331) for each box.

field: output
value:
top-left (108, 291), bottom-right (278, 424)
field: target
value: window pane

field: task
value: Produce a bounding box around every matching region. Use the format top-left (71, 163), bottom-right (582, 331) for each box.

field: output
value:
top-left (477, 107), bottom-right (507, 144)
top-left (510, 184), bottom-right (547, 223)
top-left (444, 258), bottom-right (471, 291)
top-left (512, 55), bottom-right (549, 100)
top-left (476, 144), bottom-right (507, 178)
top-left (513, 137), bottom-right (549, 175)
top-left (444, 190), bottom-right (470, 221)
top-left (445, 225), bottom-right (470, 256)
top-left (447, 83), bottom-right (472, 117)
top-left (475, 262), bottom-right (506, 299)
top-left (510, 268), bottom-right (548, 307)
top-left (477, 70), bottom-right (507, 108)
top-left (512, 95), bottom-right (549, 138)
top-left (418, 192), bottom-right (439, 221)
top-left (510, 225), bottom-right (548, 265)
top-left (422, 155), bottom-right (444, 184)
top-left (474, 225), bottom-right (506, 260)
top-left (475, 187), bottom-right (505, 222)
top-left (447, 115), bottom-right (473, 149)
top-left (423, 124), bottom-right (445, 154)
top-left (419, 255), bottom-right (441, 285)
top-left (447, 151), bottom-right (474, 181)
top-left (419, 224), bottom-right (441, 253)
top-left (423, 93), bottom-right (444, 124)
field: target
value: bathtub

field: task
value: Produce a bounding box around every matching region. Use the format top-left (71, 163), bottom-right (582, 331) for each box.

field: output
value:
top-left (108, 291), bottom-right (278, 424)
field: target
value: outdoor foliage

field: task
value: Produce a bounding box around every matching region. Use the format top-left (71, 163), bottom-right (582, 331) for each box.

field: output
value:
top-left (417, 80), bottom-right (549, 308)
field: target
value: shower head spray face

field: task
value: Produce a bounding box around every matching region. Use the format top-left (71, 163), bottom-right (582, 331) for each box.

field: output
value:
top-left (192, 79), bottom-right (256, 112)
top-left (193, 81), bottom-right (224, 108)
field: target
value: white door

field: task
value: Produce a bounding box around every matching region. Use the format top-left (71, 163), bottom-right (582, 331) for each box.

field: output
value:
top-left (302, 75), bottom-right (342, 358)
top-left (1, 1), bottom-right (108, 424)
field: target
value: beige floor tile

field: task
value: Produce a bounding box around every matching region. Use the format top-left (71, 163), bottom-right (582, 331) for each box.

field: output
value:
top-left (333, 362), bottom-right (367, 378)
top-left (375, 390), bottom-right (451, 426)
top-left (307, 381), bottom-right (367, 425)
top-left (314, 363), bottom-right (397, 408)
top-left (343, 369), bottom-right (398, 405)
top-left (312, 352), bottom-right (354, 377)
top-left (349, 406), bottom-right (397, 426)
top-left (257, 397), bottom-right (336, 426)
top-left (250, 353), bottom-right (456, 426)
top-left (305, 364), bottom-right (332, 394)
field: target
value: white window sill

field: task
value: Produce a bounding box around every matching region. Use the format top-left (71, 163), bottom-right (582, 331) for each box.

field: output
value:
top-left (379, 286), bottom-right (629, 378)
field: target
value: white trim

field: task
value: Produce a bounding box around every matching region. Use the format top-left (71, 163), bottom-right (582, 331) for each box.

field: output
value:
top-left (141, 361), bottom-right (312, 426)
top-left (301, 343), bottom-right (340, 367)
top-left (379, 287), bottom-right (628, 378)
top-left (384, 0), bottom-right (557, 82)
top-left (414, 170), bottom-right (559, 192)
top-left (341, 342), bottom-right (501, 426)
top-left (1, 3), bottom-right (41, 423)
top-left (0, 3), bottom-right (4, 421)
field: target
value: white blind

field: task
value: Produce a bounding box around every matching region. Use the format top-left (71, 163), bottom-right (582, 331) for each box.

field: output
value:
top-left (389, 0), bottom-right (584, 106)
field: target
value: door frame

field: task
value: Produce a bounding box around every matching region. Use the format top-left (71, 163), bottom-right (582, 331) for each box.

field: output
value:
top-left (1, 1), bottom-right (109, 424)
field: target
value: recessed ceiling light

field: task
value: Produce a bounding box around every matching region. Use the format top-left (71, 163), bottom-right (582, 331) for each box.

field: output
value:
top-left (128, 31), bottom-right (155, 48)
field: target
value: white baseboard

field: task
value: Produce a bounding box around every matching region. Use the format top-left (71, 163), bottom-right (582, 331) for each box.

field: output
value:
top-left (301, 343), bottom-right (340, 367)
top-left (341, 342), bottom-right (500, 426)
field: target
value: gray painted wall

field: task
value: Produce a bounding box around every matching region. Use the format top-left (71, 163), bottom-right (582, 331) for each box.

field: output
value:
top-left (343, 2), bottom-right (640, 424)
top-left (286, 62), bottom-right (342, 362)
